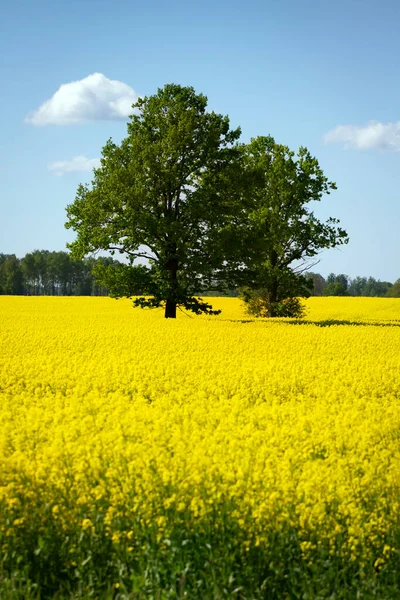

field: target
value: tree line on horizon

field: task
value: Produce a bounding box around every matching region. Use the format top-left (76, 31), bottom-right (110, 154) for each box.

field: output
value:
top-left (0, 251), bottom-right (113, 296)
top-left (1, 250), bottom-right (400, 299)
top-left (305, 272), bottom-right (400, 298)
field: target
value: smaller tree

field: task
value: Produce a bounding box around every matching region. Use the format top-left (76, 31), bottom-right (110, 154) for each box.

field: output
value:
top-left (236, 136), bottom-right (348, 317)
top-left (240, 286), bottom-right (308, 318)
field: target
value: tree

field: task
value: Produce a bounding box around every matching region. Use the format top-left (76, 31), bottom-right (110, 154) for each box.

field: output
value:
top-left (348, 275), bottom-right (367, 297)
top-left (50, 251), bottom-right (73, 295)
top-left (322, 281), bottom-right (349, 296)
top-left (0, 254), bottom-right (24, 295)
top-left (21, 250), bottom-right (51, 294)
top-left (236, 136), bottom-right (348, 317)
top-left (387, 279), bottom-right (400, 298)
top-left (65, 84), bottom-right (242, 318)
top-left (328, 274), bottom-right (393, 297)
top-left (327, 273), bottom-right (348, 288)
top-left (322, 273), bottom-right (349, 296)
top-left (304, 272), bottom-right (327, 296)
top-left (362, 277), bottom-right (392, 297)
top-left (21, 252), bottom-right (39, 294)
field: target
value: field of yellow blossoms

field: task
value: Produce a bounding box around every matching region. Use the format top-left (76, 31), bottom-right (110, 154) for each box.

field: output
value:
top-left (1, 296), bottom-right (400, 598)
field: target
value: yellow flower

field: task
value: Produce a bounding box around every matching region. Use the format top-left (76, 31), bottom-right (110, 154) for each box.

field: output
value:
top-left (1, 295), bottom-right (400, 566)
top-left (81, 518), bottom-right (93, 531)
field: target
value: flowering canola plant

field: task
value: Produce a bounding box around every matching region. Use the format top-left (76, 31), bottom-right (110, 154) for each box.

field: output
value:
top-left (1, 295), bottom-right (400, 595)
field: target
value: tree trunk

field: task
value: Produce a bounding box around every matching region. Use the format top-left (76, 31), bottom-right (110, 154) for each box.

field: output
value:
top-left (165, 298), bottom-right (177, 318)
top-left (268, 283), bottom-right (278, 317)
top-left (268, 250), bottom-right (279, 317)
top-left (164, 240), bottom-right (179, 318)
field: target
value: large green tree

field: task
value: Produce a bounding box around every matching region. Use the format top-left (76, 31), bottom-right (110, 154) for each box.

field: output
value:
top-left (65, 84), bottom-right (241, 318)
top-left (236, 136), bottom-right (349, 317)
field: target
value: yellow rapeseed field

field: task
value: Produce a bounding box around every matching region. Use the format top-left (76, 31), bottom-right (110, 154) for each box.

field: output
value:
top-left (1, 295), bottom-right (400, 595)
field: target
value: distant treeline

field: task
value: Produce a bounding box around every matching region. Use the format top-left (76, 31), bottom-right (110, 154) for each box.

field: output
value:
top-left (305, 272), bottom-right (400, 298)
top-left (0, 250), bottom-right (118, 296)
top-left (1, 251), bottom-right (400, 298)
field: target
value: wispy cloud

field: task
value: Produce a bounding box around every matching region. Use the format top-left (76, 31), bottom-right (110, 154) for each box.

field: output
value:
top-left (48, 155), bottom-right (100, 176)
top-left (26, 73), bottom-right (139, 125)
top-left (324, 120), bottom-right (400, 152)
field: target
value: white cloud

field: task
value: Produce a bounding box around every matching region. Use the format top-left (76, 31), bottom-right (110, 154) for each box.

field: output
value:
top-left (26, 73), bottom-right (139, 125)
top-left (324, 120), bottom-right (400, 152)
top-left (48, 155), bottom-right (101, 176)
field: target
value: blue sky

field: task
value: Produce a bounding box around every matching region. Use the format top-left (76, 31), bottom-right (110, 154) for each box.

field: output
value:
top-left (1, 0), bottom-right (399, 281)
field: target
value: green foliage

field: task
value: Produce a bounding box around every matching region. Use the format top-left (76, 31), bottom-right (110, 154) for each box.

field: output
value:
top-left (66, 84), bottom-right (241, 317)
top-left (17, 250), bottom-right (111, 296)
top-left (235, 136), bottom-right (348, 317)
top-left (132, 295), bottom-right (221, 315)
top-left (0, 254), bottom-right (24, 294)
top-left (94, 261), bottom-right (221, 315)
top-left (64, 86), bottom-right (350, 317)
top-left (240, 270), bottom-right (310, 319)
top-left (2, 495), bottom-right (400, 599)
top-left (323, 273), bottom-right (349, 296)
top-left (304, 273), bottom-right (396, 298)
top-left (304, 272), bottom-right (327, 296)
top-left (93, 262), bottom-right (156, 299)
top-left (347, 276), bottom-right (393, 297)
top-left (323, 282), bottom-right (349, 296)
top-left (241, 288), bottom-right (307, 318)
top-left (240, 264), bottom-right (312, 318)
top-left (387, 279), bottom-right (400, 298)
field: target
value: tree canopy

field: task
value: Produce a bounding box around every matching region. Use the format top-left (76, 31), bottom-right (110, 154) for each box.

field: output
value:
top-left (66, 84), bottom-right (242, 318)
top-left (65, 84), bottom-right (349, 318)
top-left (234, 136), bottom-right (349, 316)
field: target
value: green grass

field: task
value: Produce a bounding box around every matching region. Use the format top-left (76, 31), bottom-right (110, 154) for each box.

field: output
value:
top-left (2, 507), bottom-right (400, 599)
